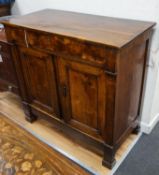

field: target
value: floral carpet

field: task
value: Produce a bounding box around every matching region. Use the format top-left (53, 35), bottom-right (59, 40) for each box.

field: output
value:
top-left (0, 113), bottom-right (90, 175)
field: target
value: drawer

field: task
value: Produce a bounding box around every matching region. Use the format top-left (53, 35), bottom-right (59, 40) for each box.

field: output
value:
top-left (27, 30), bottom-right (53, 50)
top-left (27, 30), bottom-right (115, 66)
top-left (5, 26), bottom-right (26, 46)
top-left (51, 35), bottom-right (108, 65)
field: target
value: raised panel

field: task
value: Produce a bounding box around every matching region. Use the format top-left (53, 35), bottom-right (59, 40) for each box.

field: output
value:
top-left (69, 69), bottom-right (98, 129)
top-left (26, 56), bottom-right (51, 106)
top-left (57, 57), bottom-right (106, 140)
top-left (19, 47), bottom-right (60, 117)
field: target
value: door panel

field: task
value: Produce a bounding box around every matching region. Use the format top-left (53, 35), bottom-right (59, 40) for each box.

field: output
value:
top-left (57, 57), bottom-right (106, 139)
top-left (19, 47), bottom-right (60, 117)
top-left (69, 69), bottom-right (98, 128)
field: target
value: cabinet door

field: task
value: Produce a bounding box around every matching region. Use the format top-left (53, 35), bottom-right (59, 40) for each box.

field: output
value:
top-left (19, 47), bottom-right (60, 117)
top-left (57, 57), bottom-right (106, 139)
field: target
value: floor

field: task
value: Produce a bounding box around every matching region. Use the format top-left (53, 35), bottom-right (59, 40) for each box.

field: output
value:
top-left (114, 121), bottom-right (159, 175)
top-left (0, 92), bottom-right (140, 175)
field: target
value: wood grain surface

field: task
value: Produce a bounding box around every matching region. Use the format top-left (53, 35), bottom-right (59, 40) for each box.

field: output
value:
top-left (2, 9), bottom-right (155, 48)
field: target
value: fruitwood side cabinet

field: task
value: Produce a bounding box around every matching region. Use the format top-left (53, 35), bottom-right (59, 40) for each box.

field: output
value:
top-left (2, 9), bottom-right (155, 168)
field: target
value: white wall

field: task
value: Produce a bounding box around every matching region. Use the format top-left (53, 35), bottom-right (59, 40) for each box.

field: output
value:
top-left (12, 0), bottom-right (159, 134)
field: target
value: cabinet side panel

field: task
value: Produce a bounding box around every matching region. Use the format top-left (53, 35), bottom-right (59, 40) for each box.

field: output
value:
top-left (115, 35), bottom-right (150, 143)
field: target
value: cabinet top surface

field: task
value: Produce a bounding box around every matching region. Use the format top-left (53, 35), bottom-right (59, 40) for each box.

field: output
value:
top-left (2, 9), bottom-right (155, 48)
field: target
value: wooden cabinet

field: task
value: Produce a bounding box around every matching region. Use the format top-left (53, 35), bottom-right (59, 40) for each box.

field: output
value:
top-left (19, 47), bottom-right (60, 118)
top-left (2, 9), bottom-right (155, 169)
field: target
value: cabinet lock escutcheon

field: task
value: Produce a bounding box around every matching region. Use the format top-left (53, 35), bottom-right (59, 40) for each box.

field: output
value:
top-left (104, 70), bottom-right (117, 76)
top-left (62, 85), bottom-right (67, 97)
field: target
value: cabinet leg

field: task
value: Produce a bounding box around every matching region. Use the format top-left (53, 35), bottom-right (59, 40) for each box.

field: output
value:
top-left (22, 101), bottom-right (37, 123)
top-left (25, 114), bottom-right (36, 123)
top-left (132, 124), bottom-right (140, 134)
top-left (102, 145), bottom-right (116, 169)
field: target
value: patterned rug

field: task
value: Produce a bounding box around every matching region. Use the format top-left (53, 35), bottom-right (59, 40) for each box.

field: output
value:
top-left (0, 113), bottom-right (90, 175)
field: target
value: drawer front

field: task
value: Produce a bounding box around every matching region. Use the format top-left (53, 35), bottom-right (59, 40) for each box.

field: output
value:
top-left (27, 30), bottom-right (117, 68)
top-left (5, 26), bottom-right (26, 46)
top-left (27, 31), bottom-right (52, 51)
top-left (5, 27), bottom-right (117, 72)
